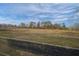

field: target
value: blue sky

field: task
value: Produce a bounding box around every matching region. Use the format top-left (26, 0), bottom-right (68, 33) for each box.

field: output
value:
top-left (0, 3), bottom-right (79, 26)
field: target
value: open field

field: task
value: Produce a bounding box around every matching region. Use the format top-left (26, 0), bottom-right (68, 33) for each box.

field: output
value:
top-left (0, 28), bottom-right (79, 48)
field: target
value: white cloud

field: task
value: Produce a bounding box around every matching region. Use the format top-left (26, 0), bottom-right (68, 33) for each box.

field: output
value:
top-left (54, 18), bottom-right (68, 22)
top-left (0, 16), bottom-right (20, 25)
top-left (0, 3), bottom-right (78, 25)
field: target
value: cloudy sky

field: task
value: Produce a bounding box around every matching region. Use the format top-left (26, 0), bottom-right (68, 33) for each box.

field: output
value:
top-left (0, 3), bottom-right (79, 26)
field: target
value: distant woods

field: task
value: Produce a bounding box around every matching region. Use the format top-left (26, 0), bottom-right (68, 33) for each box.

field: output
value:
top-left (0, 21), bottom-right (66, 29)
top-left (0, 21), bottom-right (79, 30)
top-left (17, 21), bottom-right (67, 29)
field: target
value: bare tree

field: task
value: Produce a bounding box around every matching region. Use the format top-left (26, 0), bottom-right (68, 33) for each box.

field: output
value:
top-left (29, 22), bottom-right (36, 28)
top-left (41, 21), bottom-right (53, 29)
top-left (37, 21), bottom-right (41, 28)
top-left (61, 23), bottom-right (67, 29)
top-left (54, 23), bottom-right (62, 29)
top-left (19, 23), bottom-right (26, 28)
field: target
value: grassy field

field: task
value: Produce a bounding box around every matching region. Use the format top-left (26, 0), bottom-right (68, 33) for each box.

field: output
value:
top-left (0, 28), bottom-right (79, 48)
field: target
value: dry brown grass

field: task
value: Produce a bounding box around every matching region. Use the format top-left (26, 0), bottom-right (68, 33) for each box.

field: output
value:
top-left (0, 28), bottom-right (79, 48)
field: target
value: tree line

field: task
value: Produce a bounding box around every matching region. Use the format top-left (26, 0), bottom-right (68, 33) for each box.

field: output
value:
top-left (0, 21), bottom-right (79, 30)
top-left (0, 21), bottom-right (67, 29)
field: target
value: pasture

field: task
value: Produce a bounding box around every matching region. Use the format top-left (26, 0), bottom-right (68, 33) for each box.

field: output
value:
top-left (0, 28), bottom-right (79, 48)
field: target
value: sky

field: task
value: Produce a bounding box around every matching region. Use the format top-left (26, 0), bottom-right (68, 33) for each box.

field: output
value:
top-left (0, 3), bottom-right (79, 26)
